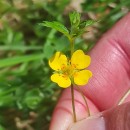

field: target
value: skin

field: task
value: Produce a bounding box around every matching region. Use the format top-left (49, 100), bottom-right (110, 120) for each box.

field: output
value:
top-left (49, 12), bottom-right (130, 130)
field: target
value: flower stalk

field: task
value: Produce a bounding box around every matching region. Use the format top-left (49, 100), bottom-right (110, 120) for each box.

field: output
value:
top-left (70, 36), bottom-right (77, 122)
top-left (69, 37), bottom-right (75, 57)
top-left (76, 85), bottom-right (90, 116)
top-left (69, 36), bottom-right (90, 122)
top-left (71, 84), bottom-right (77, 122)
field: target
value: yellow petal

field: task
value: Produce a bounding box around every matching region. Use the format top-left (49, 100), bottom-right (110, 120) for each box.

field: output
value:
top-left (74, 70), bottom-right (92, 86)
top-left (51, 73), bottom-right (71, 88)
top-left (71, 50), bottom-right (91, 69)
top-left (49, 52), bottom-right (67, 71)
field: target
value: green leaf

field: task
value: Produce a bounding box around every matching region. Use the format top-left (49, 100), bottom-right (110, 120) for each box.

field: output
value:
top-left (0, 54), bottom-right (44, 68)
top-left (0, 45), bottom-right (42, 51)
top-left (69, 11), bottom-right (81, 27)
top-left (0, 95), bottom-right (14, 107)
top-left (79, 20), bottom-right (99, 28)
top-left (0, 83), bottom-right (15, 107)
top-left (0, 83), bottom-right (16, 96)
top-left (40, 21), bottom-right (70, 37)
top-left (24, 88), bottom-right (44, 109)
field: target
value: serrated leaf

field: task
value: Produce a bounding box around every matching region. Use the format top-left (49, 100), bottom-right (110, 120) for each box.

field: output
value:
top-left (40, 21), bottom-right (70, 37)
top-left (79, 20), bottom-right (98, 28)
top-left (69, 11), bottom-right (81, 27)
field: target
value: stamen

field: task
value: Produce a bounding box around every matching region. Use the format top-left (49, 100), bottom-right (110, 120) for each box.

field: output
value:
top-left (72, 64), bottom-right (77, 68)
top-left (62, 75), bottom-right (68, 80)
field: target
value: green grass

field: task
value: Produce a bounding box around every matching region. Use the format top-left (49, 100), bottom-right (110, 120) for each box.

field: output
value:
top-left (0, 0), bottom-right (129, 129)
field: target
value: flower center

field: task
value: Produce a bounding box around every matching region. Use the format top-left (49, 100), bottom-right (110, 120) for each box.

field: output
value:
top-left (61, 62), bottom-right (77, 78)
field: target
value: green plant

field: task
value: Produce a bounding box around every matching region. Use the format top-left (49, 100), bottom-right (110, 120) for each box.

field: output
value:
top-left (0, 0), bottom-right (129, 129)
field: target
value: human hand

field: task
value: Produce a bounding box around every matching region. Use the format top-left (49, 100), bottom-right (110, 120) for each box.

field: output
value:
top-left (50, 13), bottom-right (130, 130)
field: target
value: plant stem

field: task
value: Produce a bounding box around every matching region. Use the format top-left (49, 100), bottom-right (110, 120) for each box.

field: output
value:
top-left (118, 88), bottom-right (130, 105)
top-left (69, 37), bottom-right (76, 122)
top-left (69, 38), bottom-right (74, 56)
top-left (71, 84), bottom-right (77, 122)
top-left (76, 85), bottom-right (91, 116)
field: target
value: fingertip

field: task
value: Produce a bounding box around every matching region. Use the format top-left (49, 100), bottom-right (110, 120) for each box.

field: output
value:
top-left (69, 116), bottom-right (105, 130)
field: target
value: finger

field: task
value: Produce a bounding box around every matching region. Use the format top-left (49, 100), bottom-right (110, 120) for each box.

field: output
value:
top-left (50, 13), bottom-right (130, 130)
top-left (83, 12), bottom-right (130, 110)
top-left (70, 102), bottom-right (130, 130)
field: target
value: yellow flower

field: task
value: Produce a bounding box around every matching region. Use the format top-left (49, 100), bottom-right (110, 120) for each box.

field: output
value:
top-left (49, 50), bottom-right (92, 88)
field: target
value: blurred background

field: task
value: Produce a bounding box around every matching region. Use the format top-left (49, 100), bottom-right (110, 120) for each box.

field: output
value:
top-left (0, 0), bottom-right (129, 129)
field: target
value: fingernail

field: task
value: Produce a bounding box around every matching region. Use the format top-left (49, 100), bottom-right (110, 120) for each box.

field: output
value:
top-left (70, 115), bottom-right (105, 130)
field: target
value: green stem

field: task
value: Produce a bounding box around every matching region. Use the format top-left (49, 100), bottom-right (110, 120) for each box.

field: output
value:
top-left (69, 37), bottom-right (76, 122)
top-left (71, 84), bottom-right (77, 122)
top-left (76, 85), bottom-right (91, 116)
top-left (69, 38), bottom-right (75, 56)
top-left (118, 88), bottom-right (130, 105)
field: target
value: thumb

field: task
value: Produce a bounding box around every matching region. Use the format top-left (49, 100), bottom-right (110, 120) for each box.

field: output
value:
top-left (70, 102), bottom-right (130, 130)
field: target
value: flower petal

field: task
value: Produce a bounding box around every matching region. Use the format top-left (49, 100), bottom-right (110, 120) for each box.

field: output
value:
top-left (49, 52), bottom-right (67, 71)
top-left (74, 70), bottom-right (92, 86)
top-left (71, 50), bottom-right (91, 69)
top-left (51, 73), bottom-right (71, 88)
